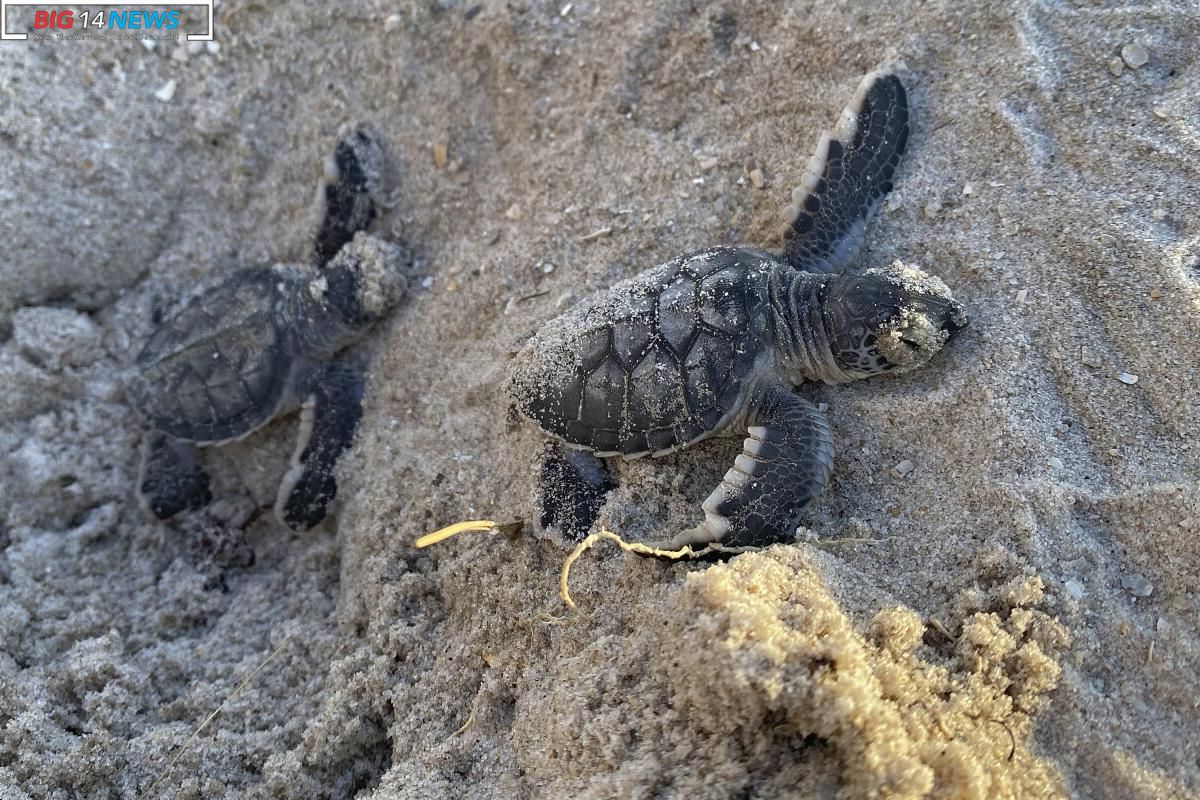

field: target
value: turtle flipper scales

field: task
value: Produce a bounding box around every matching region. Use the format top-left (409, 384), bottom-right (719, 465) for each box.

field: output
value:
top-left (649, 388), bottom-right (834, 551)
top-left (274, 361), bottom-right (365, 530)
top-left (782, 69), bottom-right (909, 274)
top-left (138, 434), bottom-right (213, 520)
top-left (313, 126), bottom-right (385, 266)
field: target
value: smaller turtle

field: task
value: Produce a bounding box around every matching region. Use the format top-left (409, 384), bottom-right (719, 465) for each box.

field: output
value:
top-left (509, 68), bottom-right (967, 555)
top-left (127, 127), bottom-right (407, 531)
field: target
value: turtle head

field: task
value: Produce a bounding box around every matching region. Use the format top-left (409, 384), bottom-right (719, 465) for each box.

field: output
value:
top-left (822, 260), bottom-right (966, 381)
top-left (296, 233), bottom-right (407, 356)
top-left (313, 233), bottom-right (407, 331)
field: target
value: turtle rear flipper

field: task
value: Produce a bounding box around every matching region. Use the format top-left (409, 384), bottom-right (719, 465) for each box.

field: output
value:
top-left (649, 388), bottom-right (834, 552)
top-left (275, 362), bottom-right (365, 530)
top-left (138, 434), bottom-right (213, 520)
top-left (783, 69), bottom-right (909, 274)
top-left (537, 443), bottom-right (615, 540)
top-left (313, 127), bottom-right (386, 266)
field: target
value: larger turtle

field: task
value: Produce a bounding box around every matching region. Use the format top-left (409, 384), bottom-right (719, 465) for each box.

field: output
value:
top-left (127, 127), bottom-right (407, 531)
top-left (508, 68), bottom-right (967, 554)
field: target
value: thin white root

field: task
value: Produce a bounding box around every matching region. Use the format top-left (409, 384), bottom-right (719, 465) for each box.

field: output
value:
top-left (451, 706), bottom-right (477, 737)
top-left (813, 535), bottom-right (890, 546)
top-left (142, 637), bottom-right (289, 798)
top-left (559, 529), bottom-right (709, 609)
top-left (420, 519), bottom-right (759, 613)
top-left (415, 519), bottom-right (498, 549)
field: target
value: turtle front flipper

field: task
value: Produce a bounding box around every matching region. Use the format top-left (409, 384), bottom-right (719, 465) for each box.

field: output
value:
top-left (138, 433), bottom-right (213, 520)
top-left (649, 388), bottom-right (834, 552)
top-left (275, 362), bottom-right (365, 531)
top-left (782, 69), bottom-right (908, 274)
top-left (313, 127), bottom-right (385, 267)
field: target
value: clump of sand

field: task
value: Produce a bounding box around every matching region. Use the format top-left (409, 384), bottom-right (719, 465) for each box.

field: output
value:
top-left (510, 546), bottom-right (1066, 799)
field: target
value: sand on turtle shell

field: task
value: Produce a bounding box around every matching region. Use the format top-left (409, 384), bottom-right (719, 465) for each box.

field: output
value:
top-left (1, 1), bottom-right (1198, 798)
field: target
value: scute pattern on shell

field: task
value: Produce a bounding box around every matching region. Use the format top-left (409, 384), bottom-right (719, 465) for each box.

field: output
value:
top-left (129, 268), bottom-right (291, 444)
top-left (510, 247), bottom-right (777, 456)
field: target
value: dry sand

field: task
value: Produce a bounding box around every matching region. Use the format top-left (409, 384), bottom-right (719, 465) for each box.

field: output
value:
top-left (1, 1), bottom-right (1198, 798)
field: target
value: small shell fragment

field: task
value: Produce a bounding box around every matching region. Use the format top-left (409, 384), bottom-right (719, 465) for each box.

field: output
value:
top-left (1121, 43), bottom-right (1149, 69)
top-left (1121, 574), bottom-right (1153, 597)
top-left (893, 459), bottom-right (915, 476)
top-left (1117, 372), bottom-right (1139, 385)
top-left (154, 79), bottom-right (177, 103)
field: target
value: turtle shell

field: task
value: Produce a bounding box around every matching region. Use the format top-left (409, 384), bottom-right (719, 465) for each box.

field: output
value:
top-left (510, 246), bottom-right (780, 456)
top-left (128, 268), bottom-right (296, 444)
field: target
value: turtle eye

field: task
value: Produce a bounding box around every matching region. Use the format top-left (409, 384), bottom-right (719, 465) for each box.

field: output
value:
top-left (872, 305), bottom-right (906, 332)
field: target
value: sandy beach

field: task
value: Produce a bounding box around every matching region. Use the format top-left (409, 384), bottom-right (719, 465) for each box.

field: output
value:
top-left (1, 1), bottom-right (1198, 797)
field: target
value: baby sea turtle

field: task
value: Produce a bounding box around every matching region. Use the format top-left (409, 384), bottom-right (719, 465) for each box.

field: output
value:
top-left (127, 127), bottom-right (407, 531)
top-left (508, 68), bottom-right (967, 555)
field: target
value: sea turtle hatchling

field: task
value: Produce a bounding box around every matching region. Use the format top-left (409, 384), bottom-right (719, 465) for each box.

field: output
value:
top-left (508, 68), bottom-right (967, 555)
top-left (127, 127), bottom-right (407, 531)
